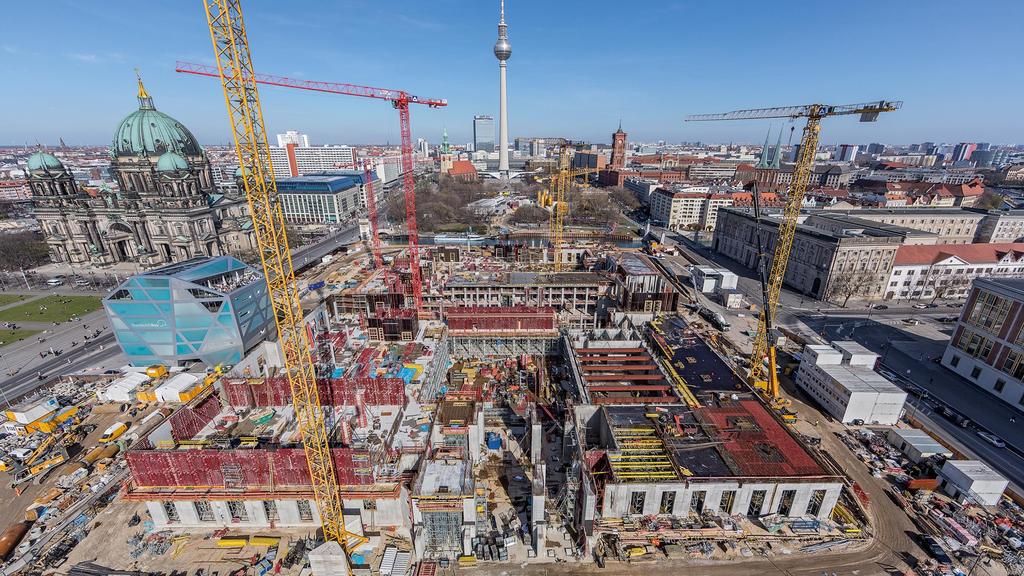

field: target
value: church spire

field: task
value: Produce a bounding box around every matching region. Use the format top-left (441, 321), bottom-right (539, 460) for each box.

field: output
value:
top-left (441, 126), bottom-right (450, 154)
top-left (770, 125), bottom-right (783, 169)
top-left (135, 68), bottom-right (154, 110)
top-left (755, 127), bottom-right (773, 169)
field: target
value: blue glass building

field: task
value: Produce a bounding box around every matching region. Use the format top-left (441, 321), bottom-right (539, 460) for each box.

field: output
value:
top-left (103, 256), bottom-right (272, 367)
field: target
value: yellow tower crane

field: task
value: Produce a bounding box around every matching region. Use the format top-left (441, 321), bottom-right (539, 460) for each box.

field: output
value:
top-left (686, 101), bottom-right (900, 399)
top-left (548, 141), bottom-right (603, 272)
top-left (202, 0), bottom-right (367, 558)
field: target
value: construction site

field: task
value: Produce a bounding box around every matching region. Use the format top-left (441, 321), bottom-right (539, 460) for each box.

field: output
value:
top-left (6, 2), bottom-right (1024, 576)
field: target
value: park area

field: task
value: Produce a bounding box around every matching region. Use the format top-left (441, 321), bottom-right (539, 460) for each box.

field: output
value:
top-left (0, 293), bottom-right (30, 307)
top-left (0, 295), bottom-right (102, 324)
top-left (0, 328), bottom-right (41, 348)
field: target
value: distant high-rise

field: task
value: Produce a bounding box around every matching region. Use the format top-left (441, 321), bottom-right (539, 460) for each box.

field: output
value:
top-left (951, 142), bottom-right (977, 163)
top-left (610, 122), bottom-right (627, 169)
top-left (493, 0), bottom-right (512, 179)
top-left (866, 143), bottom-right (885, 155)
top-left (920, 141), bottom-right (936, 155)
top-left (834, 144), bottom-right (859, 162)
top-left (473, 115), bottom-right (495, 153)
top-left (276, 130), bottom-right (309, 147)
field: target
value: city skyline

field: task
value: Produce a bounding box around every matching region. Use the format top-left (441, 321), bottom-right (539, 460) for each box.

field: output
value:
top-left (1, 1), bottom-right (1022, 148)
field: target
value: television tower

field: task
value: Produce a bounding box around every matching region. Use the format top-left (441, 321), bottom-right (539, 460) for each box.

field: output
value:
top-left (494, 0), bottom-right (511, 180)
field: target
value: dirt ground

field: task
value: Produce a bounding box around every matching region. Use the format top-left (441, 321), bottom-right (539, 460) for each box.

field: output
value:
top-left (56, 497), bottom-right (317, 575)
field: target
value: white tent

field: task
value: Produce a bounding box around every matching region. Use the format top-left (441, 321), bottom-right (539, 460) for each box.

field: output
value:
top-left (155, 373), bottom-right (200, 403)
top-left (98, 372), bottom-right (151, 403)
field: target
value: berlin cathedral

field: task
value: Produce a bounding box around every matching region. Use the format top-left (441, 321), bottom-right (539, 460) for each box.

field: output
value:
top-left (26, 78), bottom-right (254, 267)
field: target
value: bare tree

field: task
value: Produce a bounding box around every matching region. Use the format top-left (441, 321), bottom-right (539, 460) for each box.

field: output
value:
top-left (828, 269), bottom-right (876, 307)
top-left (0, 232), bottom-right (50, 271)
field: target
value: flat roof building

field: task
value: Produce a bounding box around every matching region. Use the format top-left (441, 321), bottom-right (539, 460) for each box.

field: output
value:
top-left (939, 459), bottom-right (1008, 506)
top-left (795, 342), bottom-right (907, 425)
top-left (275, 170), bottom-right (375, 224)
top-left (886, 428), bottom-right (953, 464)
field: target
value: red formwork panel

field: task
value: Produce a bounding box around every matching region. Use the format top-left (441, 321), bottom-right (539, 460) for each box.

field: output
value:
top-left (445, 306), bottom-right (557, 332)
top-left (168, 394), bottom-right (221, 441)
top-left (127, 447), bottom-right (374, 488)
top-left (221, 376), bottom-right (405, 409)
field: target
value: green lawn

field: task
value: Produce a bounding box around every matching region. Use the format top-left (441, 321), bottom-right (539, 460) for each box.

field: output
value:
top-left (0, 294), bottom-right (30, 308)
top-left (0, 295), bottom-right (103, 324)
top-left (0, 328), bottom-right (41, 348)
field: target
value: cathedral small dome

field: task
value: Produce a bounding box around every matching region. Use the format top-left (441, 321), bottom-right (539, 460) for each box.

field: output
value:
top-left (155, 151), bottom-right (190, 173)
top-left (26, 151), bottom-right (67, 174)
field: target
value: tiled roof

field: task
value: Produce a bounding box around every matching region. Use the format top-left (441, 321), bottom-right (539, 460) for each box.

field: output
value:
top-left (893, 242), bottom-right (1024, 266)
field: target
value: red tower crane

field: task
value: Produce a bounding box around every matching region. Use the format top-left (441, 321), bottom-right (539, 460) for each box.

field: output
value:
top-left (176, 61), bottom-right (446, 311)
top-left (362, 159), bottom-right (383, 269)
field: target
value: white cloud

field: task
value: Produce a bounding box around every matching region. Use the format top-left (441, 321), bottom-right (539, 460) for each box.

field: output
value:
top-left (68, 53), bottom-right (99, 63)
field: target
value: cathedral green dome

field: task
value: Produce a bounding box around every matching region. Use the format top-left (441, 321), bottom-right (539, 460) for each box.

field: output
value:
top-left (155, 151), bottom-right (190, 173)
top-left (111, 79), bottom-right (203, 159)
top-left (26, 151), bottom-right (66, 174)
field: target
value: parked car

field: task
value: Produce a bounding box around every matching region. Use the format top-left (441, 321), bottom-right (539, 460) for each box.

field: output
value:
top-left (46, 278), bottom-right (64, 287)
top-left (902, 318), bottom-right (921, 325)
top-left (913, 303), bottom-right (930, 309)
top-left (873, 304), bottom-right (888, 310)
top-left (73, 279), bottom-right (90, 287)
top-left (925, 303), bottom-right (939, 308)
top-left (977, 431), bottom-right (1006, 448)
top-left (917, 534), bottom-right (953, 566)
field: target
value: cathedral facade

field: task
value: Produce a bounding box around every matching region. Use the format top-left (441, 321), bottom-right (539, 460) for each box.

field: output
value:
top-left (27, 79), bottom-right (254, 267)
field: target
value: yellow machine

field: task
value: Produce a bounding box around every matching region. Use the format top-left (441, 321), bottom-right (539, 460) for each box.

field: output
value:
top-left (686, 101), bottom-right (900, 399)
top-left (99, 422), bottom-right (128, 444)
top-left (547, 142), bottom-right (603, 272)
top-left (201, 0), bottom-right (367, 558)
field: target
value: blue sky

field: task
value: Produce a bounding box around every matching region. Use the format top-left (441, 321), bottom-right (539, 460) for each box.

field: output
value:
top-left (2, 0), bottom-right (1021, 148)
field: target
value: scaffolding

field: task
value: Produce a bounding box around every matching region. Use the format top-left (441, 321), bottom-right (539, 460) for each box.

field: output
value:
top-left (607, 426), bottom-right (678, 481)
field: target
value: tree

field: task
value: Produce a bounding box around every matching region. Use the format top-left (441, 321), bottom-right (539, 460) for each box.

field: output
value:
top-left (975, 190), bottom-right (1006, 210)
top-left (0, 231), bottom-right (50, 271)
top-left (609, 186), bottom-right (640, 210)
top-left (827, 269), bottom-right (876, 307)
top-left (510, 205), bottom-right (550, 224)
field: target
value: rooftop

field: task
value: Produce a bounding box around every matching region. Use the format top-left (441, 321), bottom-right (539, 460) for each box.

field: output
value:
top-left (893, 242), bottom-right (1024, 266)
top-left (276, 170), bottom-right (372, 194)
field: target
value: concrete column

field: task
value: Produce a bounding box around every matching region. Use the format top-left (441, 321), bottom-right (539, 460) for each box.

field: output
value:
top-left (175, 501), bottom-right (200, 526)
top-left (277, 499), bottom-right (301, 526)
top-left (146, 500), bottom-right (170, 527)
top-left (211, 501), bottom-right (232, 525)
top-left (816, 486), bottom-right (842, 520)
top-left (789, 486), bottom-right (813, 519)
top-left (245, 500), bottom-right (268, 527)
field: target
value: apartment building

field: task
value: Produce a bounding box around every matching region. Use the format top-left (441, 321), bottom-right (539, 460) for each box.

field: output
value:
top-left (969, 209), bottom-right (1024, 243)
top-left (269, 144), bottom-right (356, 179)
top-left (940, 278), bottom-right (1024, 413)
top-left (649, 187), bottom-right (733, 232)
top-left (885, 243), bottom-right (1024, 301)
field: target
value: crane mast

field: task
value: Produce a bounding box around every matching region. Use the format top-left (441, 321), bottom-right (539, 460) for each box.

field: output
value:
top-left (363, 160), bottom-right (383, 268)
top-left (549, 142), bottom-right (602, 272)
top-left (686, 100), bottom-right (900, 397)
top-left (202, 0), bottom-right (365, 555)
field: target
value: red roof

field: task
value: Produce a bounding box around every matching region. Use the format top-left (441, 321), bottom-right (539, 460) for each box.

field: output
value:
top-left (893, 242), bottom-right (1024, 266)
top-left (448, 160), bottom-right (477, 177)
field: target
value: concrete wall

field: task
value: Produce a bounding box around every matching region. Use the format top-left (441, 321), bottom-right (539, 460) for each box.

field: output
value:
top-left (599, 481), bottom-right (841, 521)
